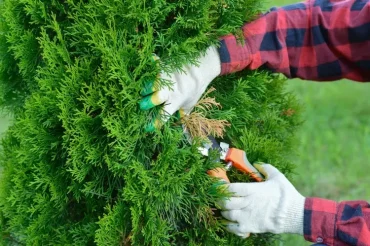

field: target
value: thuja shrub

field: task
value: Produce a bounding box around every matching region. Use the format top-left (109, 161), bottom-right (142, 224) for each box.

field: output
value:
top-left (0, 0), bottom-right (301, 245)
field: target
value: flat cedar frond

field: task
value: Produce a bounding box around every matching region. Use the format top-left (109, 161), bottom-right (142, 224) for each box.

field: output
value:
top-left (197, 205), bottom-right (218, 227)
top-left (195, 97), bottom-right (221, 111)
top-left (182, 112), bottom-right (229, 139)
top-left (121, 232), bottom-right (132, 246)
top-left (182, 88), bottom-right (230, 139)
top-left (195, 87), bottom-right (221, 111)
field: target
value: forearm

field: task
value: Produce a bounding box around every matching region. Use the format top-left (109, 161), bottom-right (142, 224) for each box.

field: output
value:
top-left (219, 0), bottom-right (370, 82)
top-left (304, 198), bottom-right (370, 245)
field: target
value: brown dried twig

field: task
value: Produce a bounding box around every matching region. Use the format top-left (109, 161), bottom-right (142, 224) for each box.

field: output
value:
top-left (182, 87), bottom-right (230, 139)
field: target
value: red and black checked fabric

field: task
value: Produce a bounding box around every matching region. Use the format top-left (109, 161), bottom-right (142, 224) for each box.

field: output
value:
top-left (305, 198), bottom-right (370, 245)
top-left (219, 0), bottom-right (370, 81)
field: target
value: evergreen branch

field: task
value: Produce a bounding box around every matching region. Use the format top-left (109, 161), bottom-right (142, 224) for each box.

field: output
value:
top-left (182, 87), bottom-right (230, 140)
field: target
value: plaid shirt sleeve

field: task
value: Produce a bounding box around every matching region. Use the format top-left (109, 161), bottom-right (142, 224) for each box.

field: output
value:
top-left (218, 0), bottom-right (370, 81)
top-left (304, 198), bottom-right (370, 245)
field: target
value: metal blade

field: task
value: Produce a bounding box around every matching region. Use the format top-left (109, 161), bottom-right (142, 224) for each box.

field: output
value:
top-left (183, 125), bottom-right (224, 159)
top-left (219, 142), bottom-right (229, 161)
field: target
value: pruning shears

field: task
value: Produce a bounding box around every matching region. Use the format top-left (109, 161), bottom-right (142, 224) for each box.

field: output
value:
top-left (184, 128), bottom-right (264, 183)
top-left (200, 136), bottom-right (264, 183)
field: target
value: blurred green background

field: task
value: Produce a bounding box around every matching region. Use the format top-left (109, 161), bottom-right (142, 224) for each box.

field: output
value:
top-left (278, 79), bottom-right (370, 245)
top-left (0, 115), bottom-right (10, 139)
top-left (264, 0), bottom-right (370, 245)
top-left (1, 0), bottom-right (370, 245)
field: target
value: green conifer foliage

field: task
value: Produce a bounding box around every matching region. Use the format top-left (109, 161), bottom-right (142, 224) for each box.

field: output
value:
top-left (0, 0), bottom-right (301, 245)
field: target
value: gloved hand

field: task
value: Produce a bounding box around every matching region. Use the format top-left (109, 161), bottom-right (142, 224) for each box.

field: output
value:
top-left (219, 164), bottom-right (305, 238)
top-left (139, 46), bottom-right (221, 132)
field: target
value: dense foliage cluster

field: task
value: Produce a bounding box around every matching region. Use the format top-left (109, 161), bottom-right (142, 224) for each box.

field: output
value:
top-left (0, 0), bottom-right (301, 245)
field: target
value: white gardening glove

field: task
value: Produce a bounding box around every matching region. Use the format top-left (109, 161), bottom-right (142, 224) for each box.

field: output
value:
top-left (219, 164), bottom-right (305, 238)
top-left (139, 46), bottom-right (221, 132)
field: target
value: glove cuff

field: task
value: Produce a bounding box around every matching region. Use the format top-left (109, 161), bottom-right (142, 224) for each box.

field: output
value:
top-left (202, 46), bottom-right (221, 79)
top-left (283, 195), bottom-right (305, 235)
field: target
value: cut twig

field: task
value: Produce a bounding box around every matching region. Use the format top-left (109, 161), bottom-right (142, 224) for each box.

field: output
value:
top-left (182, 87), bottom-right (230, 139)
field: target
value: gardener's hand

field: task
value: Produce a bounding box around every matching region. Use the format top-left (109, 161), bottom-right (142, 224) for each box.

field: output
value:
top-left (219, 164), bottom-right (305, 238)
top-left (139, 46), bottom-right (221, 132)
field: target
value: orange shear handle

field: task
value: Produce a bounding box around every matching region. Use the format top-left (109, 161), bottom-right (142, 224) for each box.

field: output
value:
top-left (225, 148), bottom-right (264, 182)
top-left (207, 168), bottom-right (230, 183)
